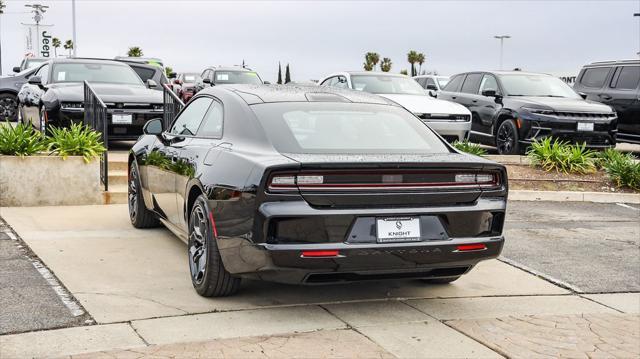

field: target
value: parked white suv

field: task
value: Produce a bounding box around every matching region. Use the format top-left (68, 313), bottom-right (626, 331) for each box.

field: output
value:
top-left (414, 75), bottom-right (450, 97)
top-left (319, 72), bottom-right (470, 142)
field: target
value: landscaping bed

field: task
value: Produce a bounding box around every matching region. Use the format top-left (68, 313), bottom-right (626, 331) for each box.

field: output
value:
top-left (506, 164), bottom-right (636, 193)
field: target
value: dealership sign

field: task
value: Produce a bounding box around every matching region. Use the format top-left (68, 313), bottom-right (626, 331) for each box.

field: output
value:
top-left (22, 23), bottom-right (55, 58)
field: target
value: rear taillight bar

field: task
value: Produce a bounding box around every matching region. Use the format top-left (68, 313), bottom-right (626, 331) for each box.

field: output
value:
top-left (268, 171), bottom-right (500, 191)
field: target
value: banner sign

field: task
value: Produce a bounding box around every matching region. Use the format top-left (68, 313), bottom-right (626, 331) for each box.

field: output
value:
top-left (22, 23), bottom-right (55, 58)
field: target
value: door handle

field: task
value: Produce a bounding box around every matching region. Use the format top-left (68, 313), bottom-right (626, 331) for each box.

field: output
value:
top-left (472, 100), bottom-right (478, 103)
top-left (599, 94), bottom-right (612, 100)
top-left (451, 96), bottom-right (457, 100)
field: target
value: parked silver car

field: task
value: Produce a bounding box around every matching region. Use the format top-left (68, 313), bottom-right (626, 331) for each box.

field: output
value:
top-left (319, 72), bottom-right (471, 142)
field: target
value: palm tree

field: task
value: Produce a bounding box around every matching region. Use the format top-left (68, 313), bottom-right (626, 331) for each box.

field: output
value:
top-left (407, 50), bottom-right (419, 77)
top-left (416, 53), bottom-right (425, 75)
top-left (52, 38), bottom-right (61, 57)
top-left (380, 58), bottom-right (392, 72)
top-left (127, 46), bottom-right (143, 57)
top-left (165, 66), bottom-right (174, 78)
top-left (364, 52), bottom-right (380, 71)
top-left (63, 40), bottom-right (74, 56)
top-left (363, 61), bottom-right (373, 71)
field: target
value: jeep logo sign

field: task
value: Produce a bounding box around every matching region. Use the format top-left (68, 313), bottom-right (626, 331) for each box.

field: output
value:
top-left (41, 31), bottom-right (51, 57)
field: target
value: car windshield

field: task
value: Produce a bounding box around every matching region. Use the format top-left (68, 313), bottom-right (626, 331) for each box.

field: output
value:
top-left (436, 77), bottom-right (449, 88)
top-left (499, 74), bottom-right (580, 98)
top-left (251, 102), bottom-right (448, 154)
top-left (183, 74), bottom-right (199, 82)
top-left (213, 71), bottom-right (262, 85)
top-left (25, 58), bottom-right (48, 69)
top-left (51, 63), bottom-right (144, 85)
top-left (350, 75), bottom-right (425, 95)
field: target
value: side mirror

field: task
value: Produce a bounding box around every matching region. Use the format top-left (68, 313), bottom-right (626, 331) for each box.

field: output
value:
top-left (28, 76), bottom-right (43, 86)
top-left (428, 90), bottom-right (437, 98)
top-left (13, 66), bottom-right (21, 73)
top-left (263, 81), bottom-right (271, 85)
top-left (143, 118), bottom-right (163, 136)
top-left (426, 84), bottom-right (438, 91)
top-left (146, 79), bottom-right (158, 88)
top-left (578, 92), bottom-right (587, 100)
top-left (203, 78), bottom-right (213, 86)
top-left (482, 89), bottom-right (497, 97)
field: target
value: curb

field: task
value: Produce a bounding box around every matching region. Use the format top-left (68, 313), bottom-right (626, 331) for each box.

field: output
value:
top-left (510, 190), bottom-right (640, 204)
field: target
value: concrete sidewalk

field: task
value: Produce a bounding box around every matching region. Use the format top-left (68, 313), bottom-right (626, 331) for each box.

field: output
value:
top-left (0, 204), bottom-right (638, 358)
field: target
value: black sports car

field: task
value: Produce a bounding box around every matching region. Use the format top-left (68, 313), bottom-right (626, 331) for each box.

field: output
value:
top-left (18, 58), bottom-right (163, 139)
top-left (128, 84), bottom-right (508, 297)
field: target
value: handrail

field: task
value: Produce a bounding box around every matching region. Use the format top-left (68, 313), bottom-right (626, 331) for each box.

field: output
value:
top-left (163, 84), bottom-right (185, 131)
top-left (83, 80), bottom-right (109, 192)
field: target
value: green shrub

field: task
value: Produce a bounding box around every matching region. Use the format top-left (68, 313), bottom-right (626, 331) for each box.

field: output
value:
top-left (599, 151), bottom-right (640, 190)
top-left (0, 121), bottom-right (46, 156)
top-left (452, 140), bottom-right (487, 156)
top-left (595, 148), bottom-right (636, 168)
top-left (526, 138), bottom-right (597, 174)
top-left (46, 123), bottom-right (106, 163)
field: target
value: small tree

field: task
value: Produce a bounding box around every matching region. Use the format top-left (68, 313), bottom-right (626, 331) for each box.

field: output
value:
top-left (284, 64), bottom-right (291, 84)
top-left (165, 66), bottom-right (174, 78)
top-left (417, 52), bottom-right (425, 74)
top-left (277, 62), bottom-right (283, 84)
top-left (63, 40), bottom-right (74, 56)
top-left (380, 58), bottom-right (392, 72)
top-left (400, 69), bottom-right (408, 75)
top-left (363, 61), bottom-right (374, 71)
top-left (127, 46), bottom-right (143, 57)
top-left (407, 50), bottom-right (419, 77)
top-left (52, 38), bottom-right (61, 57)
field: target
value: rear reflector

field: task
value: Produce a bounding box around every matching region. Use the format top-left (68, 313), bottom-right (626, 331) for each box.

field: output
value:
top-left (301, 250), bottom-right (339, 258)
top-left (456, 244), bottom-right (487, 251)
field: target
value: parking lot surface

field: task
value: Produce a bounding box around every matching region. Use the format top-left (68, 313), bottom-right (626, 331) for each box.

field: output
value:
top-left (0, 201), bottom-right (638, 358)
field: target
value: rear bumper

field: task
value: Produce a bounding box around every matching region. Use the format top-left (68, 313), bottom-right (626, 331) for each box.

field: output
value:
top-left (216, 197), bottom-right (506, 284)
top-left (422, 120), bottom-right (471, 142)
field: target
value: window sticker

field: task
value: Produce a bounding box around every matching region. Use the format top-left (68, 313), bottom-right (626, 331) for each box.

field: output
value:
top-left (57, 72), bottom-right (66, 81)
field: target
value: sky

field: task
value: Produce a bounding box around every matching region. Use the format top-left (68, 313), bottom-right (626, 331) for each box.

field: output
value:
top-left (0, 0), bottom-right (638, 81)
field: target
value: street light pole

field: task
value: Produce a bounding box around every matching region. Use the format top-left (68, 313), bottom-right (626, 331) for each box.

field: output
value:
top-left (71, 0), bottom-right (77, 57)
top-left (635, 13), bottom-right (640, 57)
top-left (494, 35), bottom-right (511, 70)
top-left (0, 1), bottom-right (5, 76)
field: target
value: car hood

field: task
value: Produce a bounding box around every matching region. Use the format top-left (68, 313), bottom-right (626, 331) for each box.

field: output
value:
top-left (377, 94), bottom-right (470, 115)
top-left (514, 96), bottom-right (613, 113)
top-left (47, 82), bottom-right (163, 103)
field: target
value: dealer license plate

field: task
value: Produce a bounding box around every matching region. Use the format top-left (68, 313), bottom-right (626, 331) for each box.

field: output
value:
top-left (112, 114), bottom-right (132, 125)
top-left (376, 217), bottom-right (421, 243)
top-left (577, 122), bottom-right (594, 131)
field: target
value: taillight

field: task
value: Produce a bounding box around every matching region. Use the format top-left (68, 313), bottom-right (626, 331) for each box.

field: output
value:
top-left (268, 170), bottom-right (501, 191)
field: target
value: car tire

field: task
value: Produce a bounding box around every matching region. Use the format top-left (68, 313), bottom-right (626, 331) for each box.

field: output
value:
top-left (0, 93), bottom-right (19, 122)
top-left (188, 195), bottom-right (241, 297)
top-left (422, 276), bottom-right (461, 284)
top-left (495, 120), bottom-right (521, 155)
top-left (128, 162), bottom-right (160, 228)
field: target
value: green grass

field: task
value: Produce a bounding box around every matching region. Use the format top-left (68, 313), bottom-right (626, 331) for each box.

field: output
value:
top-left (452, 140), bottom-right (487, 156)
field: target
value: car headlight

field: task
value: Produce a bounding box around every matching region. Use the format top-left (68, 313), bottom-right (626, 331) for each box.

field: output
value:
top-left (521, 107), bottom-right (555, 115)
top-left (152, 104), bottom-right (164, 111)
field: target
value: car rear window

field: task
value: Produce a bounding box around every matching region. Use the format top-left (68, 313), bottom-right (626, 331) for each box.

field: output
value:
top-left (611, 66), bottom-right (640, 90)
top-left (580, 67), bottom-right (611, 88)
top-left (251, 102), bottom-right (449, 154)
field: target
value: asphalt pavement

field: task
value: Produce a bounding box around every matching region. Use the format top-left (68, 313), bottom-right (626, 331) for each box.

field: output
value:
top-left (503, 201), bottom-right (640, 293)
top-left (0, 218), bottom-right (90, 335)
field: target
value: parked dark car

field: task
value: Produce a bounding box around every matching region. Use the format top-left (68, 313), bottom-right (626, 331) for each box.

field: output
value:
top-left (438, 71), bottom-right (618, 154)
top-left (17, 58), bottom-right (163, 140)
top-left (195, 66), bottom-right (263, 93)
top-left (574, 60), bottom-right (639, 144)
top-left (0, 67), bottom-right (38, 121)
top-left (115, 60), bottom-right (169, 91)
top-left (173, 72), bottom-right (201, 103)
top-left (128, 84), bottom-right (508, 297)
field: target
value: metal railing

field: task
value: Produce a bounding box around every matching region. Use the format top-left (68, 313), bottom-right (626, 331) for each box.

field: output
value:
top-left (163, 84), bottom-right (185, 131)
top-left (83, 80), bottom-right (109, 191)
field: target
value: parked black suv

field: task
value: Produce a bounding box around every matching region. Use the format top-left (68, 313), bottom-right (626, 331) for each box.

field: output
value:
top-left (574, 60), bottom-right (639, 144)
top-left (438, 71), bottom-right (617, 154)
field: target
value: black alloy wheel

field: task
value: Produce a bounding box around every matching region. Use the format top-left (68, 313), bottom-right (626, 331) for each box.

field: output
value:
top-left (0, 94), bottom-right (18, 121)
top-left (128, 163), bottom-right (159, 228)
top-left (188, 195), bottom-right (240, 297)
top-left (496, 120), bottom-right (521, 155)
